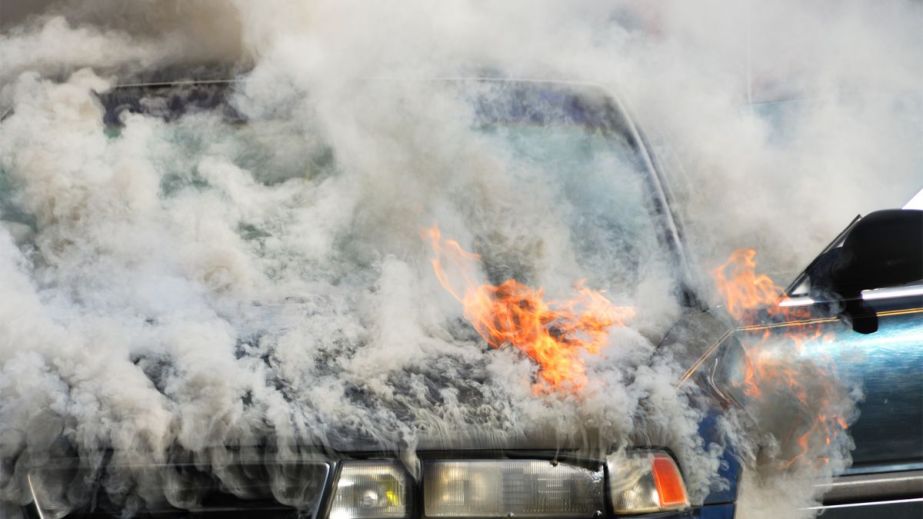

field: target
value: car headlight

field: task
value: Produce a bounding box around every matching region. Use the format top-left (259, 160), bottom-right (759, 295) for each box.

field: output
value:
top-left (606, 450), bottom-right (689, 515)
top-left (329, 461), bottom-right (410, 519)
top-left (423, 459), bottom-right (604, 518)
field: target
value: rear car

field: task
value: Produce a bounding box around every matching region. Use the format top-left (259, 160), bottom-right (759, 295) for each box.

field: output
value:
top-left (694, 195), bottom-right (923, 517)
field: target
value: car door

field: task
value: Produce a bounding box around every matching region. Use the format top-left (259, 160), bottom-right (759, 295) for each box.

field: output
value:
top-left (776, 206), bottom-right (923, 517)
top-left (701, 203), bottom-right (923, 517)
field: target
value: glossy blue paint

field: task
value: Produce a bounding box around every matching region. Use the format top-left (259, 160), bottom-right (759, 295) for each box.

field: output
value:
top-left (715, 305), bottom-right (923, 473)
top-left (638, 503), bottom-right (735, 519)
top-left (697, 503), bottom-right (736, 519)
top-left (696, 410), bottom-right (741, 505)
top-left (824, 310), bottom-right (923, 470)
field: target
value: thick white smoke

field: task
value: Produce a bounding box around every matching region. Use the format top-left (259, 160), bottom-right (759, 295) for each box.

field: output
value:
top-left (1, 1), bottom-right (921, 517)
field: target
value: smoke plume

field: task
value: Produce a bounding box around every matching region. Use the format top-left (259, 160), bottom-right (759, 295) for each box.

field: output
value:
top-left (1, 1), bottom-right (921, 517)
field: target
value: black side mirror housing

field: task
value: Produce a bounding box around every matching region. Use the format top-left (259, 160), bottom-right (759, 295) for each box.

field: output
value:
top-left (808, 209), bottom-right (923, 333)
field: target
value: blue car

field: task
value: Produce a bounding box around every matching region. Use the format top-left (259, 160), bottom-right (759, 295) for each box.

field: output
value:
top-left (8, 76), bottom-right (920, 519)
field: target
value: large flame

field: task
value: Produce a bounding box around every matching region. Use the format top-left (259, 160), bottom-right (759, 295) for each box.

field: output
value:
top-left (426, 226), bottom-right (634, 393)
top-left (713, 248), bottom-right (847, 469)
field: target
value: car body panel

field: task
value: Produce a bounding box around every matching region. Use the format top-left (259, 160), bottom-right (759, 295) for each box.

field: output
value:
top-left (832, 307), bottom-right (923, 471)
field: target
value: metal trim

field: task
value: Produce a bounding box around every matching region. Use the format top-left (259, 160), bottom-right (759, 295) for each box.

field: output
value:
top-left (806, 497), bottom-right (923, 511)
top-left (817, 470), bottom-right (923, 504)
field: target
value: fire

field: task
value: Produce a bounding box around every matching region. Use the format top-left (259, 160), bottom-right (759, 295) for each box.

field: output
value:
top-left (713, 248), bottom-right (847, 469)
top-left (426, 226), bottom-right (634, 392)
top-left (712, 245), bottom-right (834, 356)
top-left (712, 248), bottom-right (814, 323)
top-left (713, 248), bottom-right (780, 321)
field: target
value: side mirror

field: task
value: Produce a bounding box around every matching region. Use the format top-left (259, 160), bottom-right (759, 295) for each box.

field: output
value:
top-left (809, 209), bottom-right (923, 333)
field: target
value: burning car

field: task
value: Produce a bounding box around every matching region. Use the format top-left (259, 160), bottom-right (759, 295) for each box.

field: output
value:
top-left (2, 72), bottom-right (920, 519)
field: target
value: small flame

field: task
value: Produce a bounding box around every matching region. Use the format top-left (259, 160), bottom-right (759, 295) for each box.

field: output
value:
top-left (426, 226), bottom-right (634, 393)
top-left (712, 248), bottom-right (814, 322)
top-left (713, 247), bottom-right (830, 350)
top-left (713, 248), bottom-right (847, 469)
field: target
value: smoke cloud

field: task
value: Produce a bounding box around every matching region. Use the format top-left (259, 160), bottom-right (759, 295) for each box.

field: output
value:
top-left (1, 1), bottom-right (920, 517)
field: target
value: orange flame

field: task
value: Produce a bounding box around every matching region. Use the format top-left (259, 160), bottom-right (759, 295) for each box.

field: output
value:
top-left (714, 247), bottom-right (834, 354)
top-left (712, 248), bottom-right (815, 323)
top-left (713, 248), bottom-right (847, 469)
top-left (426, 226), bottom-right (634, 393)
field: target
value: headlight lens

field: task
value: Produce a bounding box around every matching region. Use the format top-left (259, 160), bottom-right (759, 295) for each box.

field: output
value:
top-left (423, 460), bottom-right (604, 518)
top-left (329, 461), bottom-right (409, 519)
top-left (607, 450), bottom-right (690, 515)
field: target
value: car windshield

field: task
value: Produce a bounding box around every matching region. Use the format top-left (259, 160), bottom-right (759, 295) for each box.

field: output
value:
top-left (0, 79), bottom-right (688, 516)
top-left (96, 81), bottom-right (678, 301)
